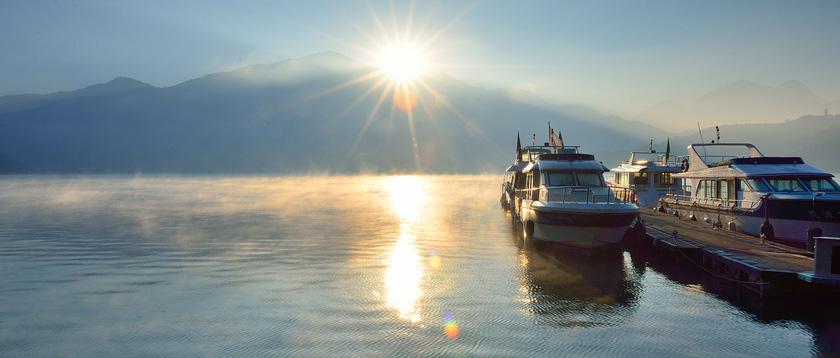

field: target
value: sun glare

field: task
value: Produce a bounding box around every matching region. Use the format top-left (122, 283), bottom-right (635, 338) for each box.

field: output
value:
top-left (376, 45), bottom-right (428, 83)
top-left (311, 2), bottom-right (477, 171)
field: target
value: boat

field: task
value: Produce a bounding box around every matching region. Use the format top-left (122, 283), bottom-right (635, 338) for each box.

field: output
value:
top-left (608, 143), bottom-right (684, 208)
top-left (659, 142), bottom-right (840, 247)
top-left (501, 132), bottom-right (528, 212)
top-left (503, 128), bottom-right (640, 251)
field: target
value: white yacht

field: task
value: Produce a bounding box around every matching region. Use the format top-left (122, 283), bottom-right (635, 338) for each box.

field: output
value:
top-left (510, 142), bottom-right (640, 251)
top-left (659, 143), bottom-right (840, 247)
top-left (608, 150), bottom-right (684, 208)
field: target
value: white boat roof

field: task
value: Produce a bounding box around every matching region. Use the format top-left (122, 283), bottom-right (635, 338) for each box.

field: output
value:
top-left (610, 163), bottom-right (683, 173)
top-left (673, 161), bottom-right (832, 178)
top-left (674, 142), bottom-right (833, 178)
top-left (524, 159), bottom-right (607, 172)
top-left (609, 150), bottom-right (684, 173)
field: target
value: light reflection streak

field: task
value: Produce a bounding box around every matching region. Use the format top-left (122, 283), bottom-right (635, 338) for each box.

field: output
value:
top-left (383, 176), bottom-right (426, 322)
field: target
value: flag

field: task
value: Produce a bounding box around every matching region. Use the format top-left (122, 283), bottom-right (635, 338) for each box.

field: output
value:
top-left (549, 127), bottom-right (564, 147)
top-left (665, 138), bottom-right (671, 162)
top-left (515, 132), bottom-right (522, 162)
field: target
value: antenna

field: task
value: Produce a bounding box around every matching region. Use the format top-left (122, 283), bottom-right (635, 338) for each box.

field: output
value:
top-left (697, 122), bottom-right (708, 158)
top-left (715, 126), bottom-right (720, 142)
top-left (547, 121), bottom-right (551, 145)
top-left (649, 138), bottom-right (656, 153)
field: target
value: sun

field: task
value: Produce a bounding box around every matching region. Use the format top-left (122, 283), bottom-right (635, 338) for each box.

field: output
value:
top-left (376, 44), bottom-right (428, 84)
top-left (308, 2), bottom-right (478, 171)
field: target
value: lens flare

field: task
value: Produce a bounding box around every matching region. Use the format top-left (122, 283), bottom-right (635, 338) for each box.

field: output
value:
top-left (393, 85), bottom-right (419, 112)
top-left (443, 310), bottom-right (460, 339)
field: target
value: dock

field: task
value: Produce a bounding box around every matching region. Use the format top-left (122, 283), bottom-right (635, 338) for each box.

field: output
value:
top-left (631, 210), bottom-right (838, 299)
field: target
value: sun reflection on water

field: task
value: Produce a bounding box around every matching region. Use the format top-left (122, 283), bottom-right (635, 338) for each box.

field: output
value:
top-left (384, 176), bottom-right (426, 322)
top-left (386, 176), bottom-right (426, 222)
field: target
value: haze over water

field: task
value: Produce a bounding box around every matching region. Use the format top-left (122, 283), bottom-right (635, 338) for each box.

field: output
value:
top-left (0, 175), bottom-right (836, 356)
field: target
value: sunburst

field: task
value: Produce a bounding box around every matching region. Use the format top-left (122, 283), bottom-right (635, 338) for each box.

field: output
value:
top-left (310, 1), bottom-right (475, 172)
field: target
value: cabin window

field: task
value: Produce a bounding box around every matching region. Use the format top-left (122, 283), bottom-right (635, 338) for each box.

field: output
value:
top-left (576, 172), bottom-right (604, 187)
top-left (719, 180), bottom-right (736, 201)
top-left (696, 180), bottom-right (720, 199)
top-left (546, 172), bottom-right (574, 186)
top-left (709, 180), bottom-right (718, 198)
top-left (802, 178), bottom-right (840, 192)
top-left (513, 173), bottom-right (524, 189)
top-left (614, 173), bottom-right (620, 184)
top-left (741, 178), bottom-right (770, 192)
top-left (632, 172), bottom-right (648, 185)
top-left (620, 173), bottom-right (630, 187)
top-left (739, 179), bottom-right (753, 192)
top-left (654, 173), bottom-right (674, 186)
top-left (766, 178), bottom-right (806, 192)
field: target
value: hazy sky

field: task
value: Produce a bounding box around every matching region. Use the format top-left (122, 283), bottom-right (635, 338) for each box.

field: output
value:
top-left (2, 0), bottom-right (839, 115)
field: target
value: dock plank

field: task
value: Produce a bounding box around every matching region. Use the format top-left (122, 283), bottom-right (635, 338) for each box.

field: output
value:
top-left (640, 210), bottom-right (812, 274)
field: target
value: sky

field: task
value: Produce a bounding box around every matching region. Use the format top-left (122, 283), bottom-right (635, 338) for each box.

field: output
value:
top-left (2, 0), bottom-right (839, 116)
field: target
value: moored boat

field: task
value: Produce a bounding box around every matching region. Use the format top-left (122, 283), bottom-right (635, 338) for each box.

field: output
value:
top-left (659, 142), bottom-right (840, 247)
top-left (608, 144), bottom-right (684, 208)
top-left (503, 127), bottom-right (640, 251)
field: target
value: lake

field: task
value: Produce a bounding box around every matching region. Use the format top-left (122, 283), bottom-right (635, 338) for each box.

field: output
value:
top-left (0, 175), bottom-right (837, 357)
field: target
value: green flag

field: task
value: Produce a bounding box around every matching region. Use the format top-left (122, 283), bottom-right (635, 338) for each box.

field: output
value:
top-left (665, 138), bottom-right (671, 162)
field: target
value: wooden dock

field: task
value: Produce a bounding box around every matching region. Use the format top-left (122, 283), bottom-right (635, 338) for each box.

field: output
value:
top-left (632, 210), bottom-right (835, 298)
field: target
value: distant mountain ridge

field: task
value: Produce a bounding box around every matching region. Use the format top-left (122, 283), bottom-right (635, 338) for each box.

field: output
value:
top-left (640, 80), bottom-right (840, 132)
top-left (1, 53), bottom-right (838, 174)
top-left (660, 114), bottom-right (840, 172)
top-left (0, 52), bottom-right (649, 174)
top-left (0, 77), bottom-right (154, 115)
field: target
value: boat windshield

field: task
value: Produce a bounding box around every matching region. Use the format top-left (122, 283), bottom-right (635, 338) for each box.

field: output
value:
top-left (576, 172), bottom-right (604, 187)
top-left (544, 171), bottom-right (604, 187)
top-left (740, 178), bottom-right (771, 192)
top-left (801, 177), bottom-right (840, 192)
top-left (546, 172), bottom-right (575, 186)
top-left (766, 177), bottom-right (807, 192)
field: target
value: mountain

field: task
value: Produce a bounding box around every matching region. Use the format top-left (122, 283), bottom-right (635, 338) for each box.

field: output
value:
top-left (0, 52), bottom-right (648, 174)
top-left (0, 77), bottom-right (154, 115)
top-left (664, 114), bottom-right (840, 172)
top-left (641, 80), bottom-right (840, 132)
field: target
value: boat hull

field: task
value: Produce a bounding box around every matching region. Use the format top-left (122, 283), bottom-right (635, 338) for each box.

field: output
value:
top-left (660, 197), bottom-right (840, 245)
top-left (532, 222), bottom-right (631, 250)
top-left (521, 203), bottom-right (639, 250)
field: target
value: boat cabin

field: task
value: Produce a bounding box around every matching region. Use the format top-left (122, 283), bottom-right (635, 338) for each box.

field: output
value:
top-left (672, 143), bottom-right (840, 209)
top-left (610, 152), bottom-right (683, 192)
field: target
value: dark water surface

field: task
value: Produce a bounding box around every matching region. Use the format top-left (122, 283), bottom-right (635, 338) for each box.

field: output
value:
top-left (0, 175), bottom-right (837, 357)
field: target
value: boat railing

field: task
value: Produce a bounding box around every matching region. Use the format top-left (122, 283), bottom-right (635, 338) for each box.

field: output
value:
top-left (621, 154), bottom-right (688, 167)
top-left (663, 193), bottom-right (761, 211)
top-left (699, 155), bottom-right (744, 165)
top-left (516, 186), bottom-right (636, 204)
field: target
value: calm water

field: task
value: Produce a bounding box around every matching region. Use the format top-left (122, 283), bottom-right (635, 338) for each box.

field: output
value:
top-left (0, 175), bottom-right (837, 357)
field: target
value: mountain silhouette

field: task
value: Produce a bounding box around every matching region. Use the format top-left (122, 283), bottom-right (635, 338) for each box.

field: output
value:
top-left (641, 80), bottom-right (839, 132)
top-left (0, 77), bottom-right (154, 115)
top-left (0, 52), bottom-right (646, 174)
top-left (658, 114), bottom-right (840, 172)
